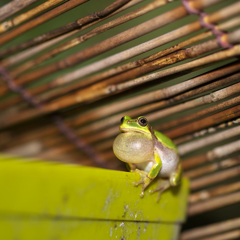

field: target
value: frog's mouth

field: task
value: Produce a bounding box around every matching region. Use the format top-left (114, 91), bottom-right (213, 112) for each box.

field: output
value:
top-left (120, 127), bottom-right (151, 135)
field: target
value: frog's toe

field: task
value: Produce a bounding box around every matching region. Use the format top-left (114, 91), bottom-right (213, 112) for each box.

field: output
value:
top-left (133, 180), bottom-right (145, 198)
top-left (140, 191), bottom-right (144, 198)
top-left (149, 182), bottom-right (170, 202)
top-left (133, 179), bottom-right (144, 187)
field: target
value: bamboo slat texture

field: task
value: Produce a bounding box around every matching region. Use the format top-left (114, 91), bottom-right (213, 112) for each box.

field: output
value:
top-left (0, 0), bottom-right (240, 238)
top-left (0, 0), bottom-right (68, 34)
top-left (0, 0), bottom-right (40, 22)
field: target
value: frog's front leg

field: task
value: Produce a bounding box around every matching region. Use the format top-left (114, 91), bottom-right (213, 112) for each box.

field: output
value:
top-left (132, 150), bottom-right (162, 198)
top-left (150, 162), bottom-right (182, 202)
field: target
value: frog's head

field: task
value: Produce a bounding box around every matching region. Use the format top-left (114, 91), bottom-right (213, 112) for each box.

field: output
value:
top-left (119, 115), bottom-right (151, 135)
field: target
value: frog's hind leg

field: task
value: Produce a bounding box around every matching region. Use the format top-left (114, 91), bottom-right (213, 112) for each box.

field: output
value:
top-left (149, 179), bottom-right (171, 202)
top-left (150, 163), bottom-right (182, 202)
top-left (169, 163), bottom-right (182, 187)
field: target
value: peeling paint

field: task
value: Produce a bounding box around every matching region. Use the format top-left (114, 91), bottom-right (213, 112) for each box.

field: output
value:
top-left (119, 222), bottom-right (125, 228)
top-left (122, 205), bottom-right (129, 217)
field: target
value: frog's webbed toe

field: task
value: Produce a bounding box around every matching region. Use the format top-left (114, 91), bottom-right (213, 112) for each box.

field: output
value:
top-left (149, 179), bottom-right (170, 202)
top-left (132, 169), bottom-right (153, 198)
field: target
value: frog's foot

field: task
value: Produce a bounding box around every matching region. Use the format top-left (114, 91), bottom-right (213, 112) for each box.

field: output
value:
top-left (132, 169), bottom-right (153, 198)
top-left (149, 179), bottom-right (170, 202)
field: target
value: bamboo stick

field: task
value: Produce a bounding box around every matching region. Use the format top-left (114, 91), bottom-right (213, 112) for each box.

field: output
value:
top-left (52, 16), bottom-right (240, 90)
top-left (48, 151), bottom-right (92, 165)
top-left (53, 115), bottom-right (109, 168)
top-left (10, 136), bottom-right (114, 159)
top-left (158, 97), bottom-right (240, 134)
top-left (37, 142), bottom-right (118, 167)
top-left (31, 45), bottom-right (240, 116)
top-left (0, 0), bottom-right (132, 57)
top-left (34, 145), bottom-right (115, 164)
top-left (20, 116), bottom-right (240, 166)
top-left (178, 125), bottom-right (240, 156)
top-left (7, 0), bottom-right (229, 90)
top-left (67, 62), bottom-right (240, 126)
top-left (1, 30), bottom-right (80, 68)
top-left (2, 52), bottom-right (239, 116)
top-left (7, 120), bottom-right (240, 170)
top-left (1, 65), bottom-right (239, 150)
top-left (0, 0), bottom-right (145, 59)
top-left (0, 0), bottom-right (146, 105)
top-left (2, 117), bottom-right (240, 167)
top-left (109, 44), bottom-right (240, 93)
top-left (189, 181), bottom-right (240, 204)
top-left (0, 124), bottom-right (61, 150)
top-left (0, 0), bottom-right (89, 47)
top-left (207, 139), bottom-right (240, 160)
top-left (1, 93), bottom-right (239, 155)
top-left (0, 0), bottom-right (39, 22)
top-left (4, 136), bottom-right (113, 164)
top-left (0, 25), bottom-right (239, 149)
top-left (24, 138), bottom-right (240, 174)
top-left (165, 104), bottom-right (240, 140)
top-left (1, 80), bottom-right (239, 144)
top-left (188, 191), bottom-right (240, 216)
top-left (22, 62), bottom-right (240, 138)
top-left (199, 230), bottom-right (240, 240)
top-left (2, 141), bottom-right (44, 157)
top-left (0, 0), bottom-right (67, 34)
top-left (4, 95), bottom-right (239, 159)
top-left (181, 217), bottom-right (240, 240)
top-left (3, 45), bottom-right (238, 128)
top-left (0, 121), bottom-right (115, 155)
top-left (0, 66), bottom-right (108, 168)
top-left (182, 153), bottom-right (208, 170)
top-left (10, 0), bottom-right (173, 78)
top-left (147, 80), bottom-right (240, 122)
top-left (190, 166), bottom-right (240, 191)
top-left (182, 139), bottom-right (240, 170)
top-left (76, 81), bottom-right (240, 142)
top-left (184, 157), bottom-right (240, 179)
top-left (0, 2), bottom-right (238, 109)
top-left (172, 118), bottom-right (240, 146)
top-left (48, 0), bottom-right (240, 90)
top-left (81, 114), bottom-right (240, 147)
top-left (12, 27), bottom-right (240, 103)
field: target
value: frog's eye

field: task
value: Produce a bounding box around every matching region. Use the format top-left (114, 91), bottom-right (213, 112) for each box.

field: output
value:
top-left (120, 116), bottom-right (125, 124)
top-left (138, 117), bottom-right (148, 127)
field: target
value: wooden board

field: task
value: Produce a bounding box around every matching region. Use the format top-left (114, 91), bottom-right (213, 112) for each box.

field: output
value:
top-left (0, 155), bottom-right (189, 239)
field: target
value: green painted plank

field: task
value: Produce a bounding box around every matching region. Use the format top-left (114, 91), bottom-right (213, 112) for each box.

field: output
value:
top-left (0, 155), bottom-right (189, 223)
top-left (0, 219), bottom-right (180, 240)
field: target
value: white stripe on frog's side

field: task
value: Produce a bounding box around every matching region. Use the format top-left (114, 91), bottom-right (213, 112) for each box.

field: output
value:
top-left (148, 124), bottom-right (180, 178)
top-left (155, 144), bottom-right (180, 177)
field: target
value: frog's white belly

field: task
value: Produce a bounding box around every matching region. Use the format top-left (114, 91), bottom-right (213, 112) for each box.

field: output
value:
top-left (135, 142), bottom-right (179, 178)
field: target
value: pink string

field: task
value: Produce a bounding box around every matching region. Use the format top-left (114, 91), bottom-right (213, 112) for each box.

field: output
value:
top-left (182, 0), bottom-right (233, 49)
top-left (0, 64), bottom-right (106, 168)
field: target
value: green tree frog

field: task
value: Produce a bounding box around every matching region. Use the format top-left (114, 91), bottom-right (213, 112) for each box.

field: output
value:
top-left (113, 115), bottom-right (181, 201)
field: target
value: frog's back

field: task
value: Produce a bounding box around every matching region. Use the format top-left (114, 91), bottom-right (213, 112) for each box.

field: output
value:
top-left (153, 129), bottom-right (178, 153)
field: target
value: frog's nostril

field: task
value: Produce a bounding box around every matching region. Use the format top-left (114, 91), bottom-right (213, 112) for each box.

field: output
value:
top-left (120, 116), bottom-right (125, 123)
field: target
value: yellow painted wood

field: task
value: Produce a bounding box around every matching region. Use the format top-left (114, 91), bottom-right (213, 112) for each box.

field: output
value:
top-left (1, 219), bottom-right (181, 240)
top-left (0, 155), bottom-right (189, 239)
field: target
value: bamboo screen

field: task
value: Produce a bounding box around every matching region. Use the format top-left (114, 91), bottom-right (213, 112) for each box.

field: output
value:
top-left (0, 0), bottom-right (240, 238)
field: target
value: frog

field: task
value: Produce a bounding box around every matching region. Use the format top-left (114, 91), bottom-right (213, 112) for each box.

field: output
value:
top-left (113, 115), bottom-right (181, 201)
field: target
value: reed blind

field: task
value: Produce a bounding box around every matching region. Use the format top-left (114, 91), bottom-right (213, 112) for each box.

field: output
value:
top-left (0, 0), bottom-right (239, 238)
